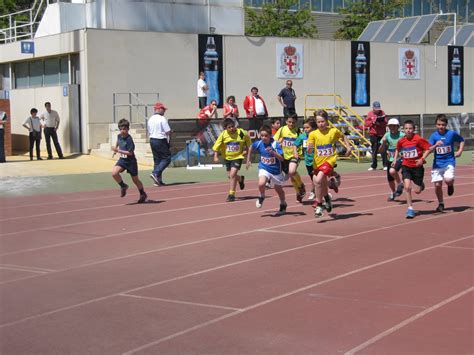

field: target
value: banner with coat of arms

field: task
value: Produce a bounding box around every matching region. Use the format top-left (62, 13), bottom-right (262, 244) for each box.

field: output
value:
top-left (399, 48), bottom-right (420, 80)
top-left (276, 43), bottom-right (303, 79)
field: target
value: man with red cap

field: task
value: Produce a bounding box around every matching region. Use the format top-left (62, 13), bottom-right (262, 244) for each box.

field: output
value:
top-left (148, 102), bottom-right (172, 186)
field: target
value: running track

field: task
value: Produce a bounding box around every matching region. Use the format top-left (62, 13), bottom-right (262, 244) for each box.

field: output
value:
top-left (0, 165), bottom-right (473, 354)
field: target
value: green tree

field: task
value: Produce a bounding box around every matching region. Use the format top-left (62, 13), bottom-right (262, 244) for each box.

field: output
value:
top-left (246, 0), bottom-right (317, 38)
top-left (1, 0), bottom-right (35, 28)
top-left (335, 0), bottom-right (407, 40)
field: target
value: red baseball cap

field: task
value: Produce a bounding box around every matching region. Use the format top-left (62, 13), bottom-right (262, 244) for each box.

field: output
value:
top-left (154, 102), bottom-right (167, 110)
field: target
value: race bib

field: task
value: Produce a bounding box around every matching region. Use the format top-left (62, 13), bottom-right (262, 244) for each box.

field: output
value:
top-left (302, 140), bottom-right (308, 148)
top-left (261, 156), bottom-right (276, 165)
top-left (282, 139), bottom-right (294, 147)
top-left (227, 143), bottom-right (240, 152)
top-left (316, 146), bottom-right (334, 157)
top-left (436, 145), bottom-right (452, 155)
top-left (387, 148), bottom-right (395, 160)
top-left (402, 147), bottom-right (417, 159)
top-left (119, 153), bottom-right (127, 159)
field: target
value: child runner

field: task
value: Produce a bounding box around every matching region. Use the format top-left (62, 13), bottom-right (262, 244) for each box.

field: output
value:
top-left (213, 118), bottom-right (251, 202)
top-left (307, 110), bottom-right (352, 218)
top-left (246, 125), bottom-right (287, 215)
top-left (379, 118), bottom-right (405, 201)
top-left (392, 120), bottom-right (431, 219)
top-left (111, 119), bottom-right (147, 203)
top-left (273, 113), bottom-right (306, 202)
top-left (422, 114), bottom-right (465, 212)
top-left (293, 117), bottom-right (317, 200)
top-left (271, 118), bottom-right (281, 137)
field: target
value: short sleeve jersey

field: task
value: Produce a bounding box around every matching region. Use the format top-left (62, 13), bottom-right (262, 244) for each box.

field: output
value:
top-left (396, 134), bottom-right (431, 168)
top-left (273, 125), bottom-right (301, 160)
top-left (429, 130), bottom-right (464, 168)
top-left (277, 88), bottom-right (296, 108)
top-left (307, 128), bottom-right (343, 168)
top-left (294, 132), bottom-right (314, 166)
top-left (251, 139), bottom-right (283, 175)
top-left (117, 134), bottom-right (137, 162)
top-left (212, 128), bottom-right (251, 160)
top-left (383, 131), bottom-right (405, 162)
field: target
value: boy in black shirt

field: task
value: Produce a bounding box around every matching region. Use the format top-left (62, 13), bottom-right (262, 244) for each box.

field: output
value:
top-left (112, 119), bottom-right (147, 203)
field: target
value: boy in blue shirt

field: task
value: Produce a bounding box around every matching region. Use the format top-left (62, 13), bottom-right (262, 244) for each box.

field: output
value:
top-left (112, 119), bottom-right (148, 203)
top-left (421, 114), bottom-right (464, 212)
top-left (246, 125), bottom-right (287, 215)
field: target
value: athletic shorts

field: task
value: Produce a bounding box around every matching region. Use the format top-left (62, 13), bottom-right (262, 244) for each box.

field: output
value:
top-left (402, 165), bottom-right (424, 187)
top-left (305, 164), bottom-right (314, 178)
top-left (258, 169), bottom-right (286, 187)
top-left (116, 159), bottom-right (138, 177)
top-left (281, 158), bottom-right (299, 174)
top-left (431, 165), bottom-right (455, 183)
top-left (225, 159), bottom-right (243, 172)
top-left (313, 162), bottom-right (334, 177)
top-left (387, 159), bottom-right (402, 182)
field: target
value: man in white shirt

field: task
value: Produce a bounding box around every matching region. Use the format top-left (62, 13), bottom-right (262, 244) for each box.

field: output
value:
top-left (22, 108), bottom-right (43, 160)
top-left (148, 102), bottom-right (172, 186)
top-left (197, 72), bottom-right (208, 109)
top-left (40, 102), bottom-right (64, 159)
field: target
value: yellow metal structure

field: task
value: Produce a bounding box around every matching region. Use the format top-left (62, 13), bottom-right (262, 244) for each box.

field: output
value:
top-left (304, 94), bottom-right (372, 163)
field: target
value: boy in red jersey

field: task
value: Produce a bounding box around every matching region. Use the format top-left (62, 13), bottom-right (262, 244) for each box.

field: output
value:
top-left (392, 120), bottom-right (431, 219)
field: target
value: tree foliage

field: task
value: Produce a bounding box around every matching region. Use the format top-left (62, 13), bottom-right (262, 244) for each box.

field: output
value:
top-left (245, 0), bottom-right (317, 38)
top-left (335, 0), bottom-right (407, 40)
top-left (0, 0), bottom-right (34, 28)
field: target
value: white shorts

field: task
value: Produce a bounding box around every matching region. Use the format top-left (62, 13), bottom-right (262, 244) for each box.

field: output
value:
top-left (258, 169), bottom-right (286, 187)
top-left (431, 165), bottom-right (455, 183)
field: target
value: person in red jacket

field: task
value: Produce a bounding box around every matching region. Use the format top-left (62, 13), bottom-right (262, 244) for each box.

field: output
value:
top-left (243, 87), bottom-right (268, 133)
top-left (197, 100), bottom-right (217, 126)
top-left (365, 101), bottom-right (388, 171)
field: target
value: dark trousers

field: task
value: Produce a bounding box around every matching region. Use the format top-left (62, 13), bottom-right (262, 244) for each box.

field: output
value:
top-left (198, 97), bottom-right (207, 109)
top-left (0, 129), bottom-right (5, 162)
top-left (44, 127), bottom-right (63, 158)
top-left (29, 132), bottom-right (41, 159)
top-left (249, 115), bottom-right (265, 132)
top-left (283, 107), bottom-right (296, 118)
top-left (370, 135), bottom-right (387, 169)
top-left (150, 138), bottom-right (171, 178)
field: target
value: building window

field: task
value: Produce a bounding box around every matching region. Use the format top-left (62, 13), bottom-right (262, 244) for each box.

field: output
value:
top-left (60, 57), bottom-right (69, 84)
top-left (13, 55), bottom-right (70, 89)
top-left (15, 62), bottom-right (28, 89)
top-left (44, 58), bottom-right (60, 86)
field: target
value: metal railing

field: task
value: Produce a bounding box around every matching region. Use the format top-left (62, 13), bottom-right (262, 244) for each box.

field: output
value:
top-left (112, 92), bottom-right (160, 125)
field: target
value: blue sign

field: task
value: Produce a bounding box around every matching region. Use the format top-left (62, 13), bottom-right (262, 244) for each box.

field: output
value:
top-left (63, 85), bottom-right (68, 97)
top-left (4, 90), bottom-right (9, 99)
top-left (21, 41), bottom-right (35, 54)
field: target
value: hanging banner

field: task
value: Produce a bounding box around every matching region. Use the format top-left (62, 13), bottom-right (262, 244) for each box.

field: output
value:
top-left (399, 48), bottom-right (420, 80)
top-left (351, 41), bottom-right (370, 107)
top-left (447, 46), bottom-right (464, 106)
top-left (276, 43), bottom-right (303, 78)
top-left (198, 34), bottom-right (224, 108)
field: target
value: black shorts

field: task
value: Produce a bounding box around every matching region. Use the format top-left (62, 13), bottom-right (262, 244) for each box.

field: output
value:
top-left (305, 164), bottom-right (314, 178)
top-left (281, 158), bottom-right (299, 174)
top-left (116, 159), bottom-right (138, 177)
top-left (387, 159), bottom-right (402, 182)
top-left (402, 165), bottom-right (424, 187)
top-left (225, 159), bottom-right (243, 172)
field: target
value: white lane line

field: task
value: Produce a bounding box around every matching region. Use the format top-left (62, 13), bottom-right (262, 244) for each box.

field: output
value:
top-left (0, 264), bottom-right (55, 272)
top-left (122, 235), bottom-right (474, 354)
top-left (344, 287), bottom-right (474, 354)
top-left (440, 245), bottom-right (474, 250)
top-left (0, 266), bottom-right (49, 274)
top-left (118, 293), bottom-right (242, 312)
top-left (258, 229), bottom-right (343, 239)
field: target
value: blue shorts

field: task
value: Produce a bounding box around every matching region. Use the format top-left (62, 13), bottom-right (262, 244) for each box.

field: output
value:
top-left (116, 159), bottom-right (138, 177)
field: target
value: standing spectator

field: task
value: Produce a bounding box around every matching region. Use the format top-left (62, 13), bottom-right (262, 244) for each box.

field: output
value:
top-left (148, 102), bottom-right (172, 186)
top-left (0, 111), bottom-right (6, 163)
top-left (22, 108), bottom-right (43, 161)
top-left (197, 72), bottom-right (208, 109)
top-left (365, 101), bottom-right (388, 171)
top-left (243, 87), bottom-right (268, 132)
top-left (223, 95), bottom-right (239, 127)
top-left (40, 102), bottom-right (64, 159)
top-left (277, 80), bottom-right (297, 117)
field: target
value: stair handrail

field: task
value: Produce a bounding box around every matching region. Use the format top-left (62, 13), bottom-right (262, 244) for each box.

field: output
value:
top-left (0, 0), bottom-right (47, 43)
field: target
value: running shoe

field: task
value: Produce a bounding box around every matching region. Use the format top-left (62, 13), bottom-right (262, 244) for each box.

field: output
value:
top-left (265, 181), bottom-right (271, 189)
top-left (368, 167), bottom-right (375, 171)
top-left (226, 194), bottom-right (236, 202)
top-left (120, 184), bottom-right (129, 198)
top-left (383, 167), bottom-right (388, 171)
top-left (276, 202), bottom-right (287, 216)
top-left (256, 196), bottom-right (265, 208)
top-left (238, 176), bottom-right (245, 190)
top-left (395, 183), bottom-right (404, 196)
top-left (150, 173), bottom-right (160, 185)
top-left (314, 205), bottom-right (325, 218)
top-left (137, 192), bottom-right (148, 203)
top-left (387, 193), bottom-right (395, 201)
top-left (447, 184), bottom-right (454, 196)
top-left (324, 193), bottom-right (333, 213)
top-left (296, 185), bottom-right (306, 203)
top-left (406, 208), bottom-right (415, 219)
top-left (308, 191), bottom-right (315, 200)
top-left (436, 203), bottom-right (445, 213)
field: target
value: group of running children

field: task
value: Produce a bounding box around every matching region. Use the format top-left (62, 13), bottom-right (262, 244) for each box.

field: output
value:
top-left (111, 112), bottom-right (465, 219)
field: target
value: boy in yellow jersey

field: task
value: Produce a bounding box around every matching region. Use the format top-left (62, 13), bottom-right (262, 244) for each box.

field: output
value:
top-left (213, 118), bottom-right (251, 202)
top-left (307, 110), bottom-right (352, 217)
top-left (273, 114), bottom-right (306, 202)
